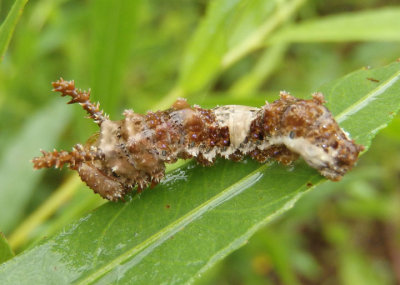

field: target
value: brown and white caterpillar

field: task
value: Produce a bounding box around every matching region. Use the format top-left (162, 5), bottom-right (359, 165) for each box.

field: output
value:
top-left (33, 79), bottom-right (364, 201)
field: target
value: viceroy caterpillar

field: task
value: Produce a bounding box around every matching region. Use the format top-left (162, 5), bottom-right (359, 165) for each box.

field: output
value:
top-left (33, 79), bottom-right (363, 201)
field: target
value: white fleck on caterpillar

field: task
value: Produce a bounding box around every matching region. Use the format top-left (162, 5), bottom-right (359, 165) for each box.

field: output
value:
top-left (33, 79), bottom-right (364, 201)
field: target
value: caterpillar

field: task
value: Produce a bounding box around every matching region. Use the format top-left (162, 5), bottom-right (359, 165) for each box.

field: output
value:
top-left (33, 79), bottom-right (364, 201)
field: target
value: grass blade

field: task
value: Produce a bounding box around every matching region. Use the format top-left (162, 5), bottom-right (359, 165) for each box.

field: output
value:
top-left (156, 0), bottom-right (305, 109)
top-left (268, 7), bottom-right (400, 44)
top-left (0, 0), bottom-right (29, 62)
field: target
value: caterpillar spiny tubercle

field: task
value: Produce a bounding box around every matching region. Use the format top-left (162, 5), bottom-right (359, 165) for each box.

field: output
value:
top-left (32, 79), bottom-right (364, 201)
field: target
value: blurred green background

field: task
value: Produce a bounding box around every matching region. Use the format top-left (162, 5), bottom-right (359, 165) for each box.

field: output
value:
top-left (1, 0), bottom-right (400, 284)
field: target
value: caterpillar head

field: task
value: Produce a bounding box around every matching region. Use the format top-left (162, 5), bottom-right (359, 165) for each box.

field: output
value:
top-left (270, 92), bottom-right (364, 180)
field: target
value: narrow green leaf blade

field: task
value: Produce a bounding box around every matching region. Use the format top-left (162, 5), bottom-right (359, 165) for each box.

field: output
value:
top-left (158, 0), bottom-right (304, 109)
top-left (177, 0), bottom-right (244, 94)
top-left (0, 0), bottom-right (29, 62)
top-left (268, 8), bottom-right (400, 44)
top-left (0, 233), bottom-right (13, 264)
top-left (0, 62), bottom-right (399, 284)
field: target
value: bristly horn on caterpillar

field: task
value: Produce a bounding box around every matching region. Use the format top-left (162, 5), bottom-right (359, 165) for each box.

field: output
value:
top-left (33, 78), bottom-right (364, 201)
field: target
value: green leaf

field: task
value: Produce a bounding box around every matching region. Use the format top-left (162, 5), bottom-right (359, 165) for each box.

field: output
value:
top-left (0, 0), bottom-right (29, 62)
top-left (0, 100), bottom-right (72, 233)
top-left (0, 62), bottom-right (399, 284)
top-left (268, 7), bottom-right (400, 44)
top-left (0, 233), bottom-right (13, 264)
